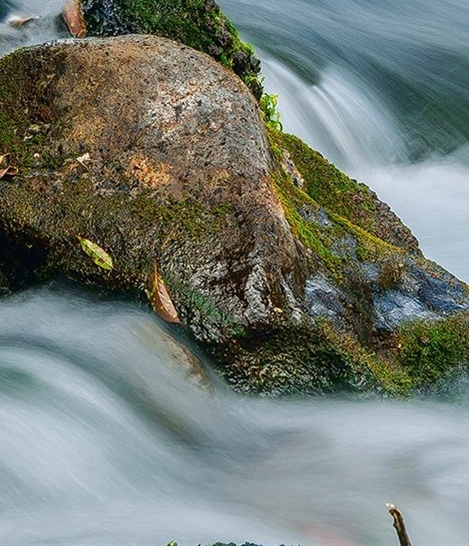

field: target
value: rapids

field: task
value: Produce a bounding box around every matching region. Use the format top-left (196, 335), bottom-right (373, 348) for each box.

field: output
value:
top-left (1, 286), bottom-right (469, 545)
top-left (1, 1), bottom-right (469, 544)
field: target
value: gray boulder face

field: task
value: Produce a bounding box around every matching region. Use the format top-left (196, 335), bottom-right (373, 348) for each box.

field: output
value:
top-left (0, 35), bottom-right (468, 395)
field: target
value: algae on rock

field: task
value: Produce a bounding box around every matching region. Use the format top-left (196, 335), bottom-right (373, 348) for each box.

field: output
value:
top-left (0, 34), bottom-right (468, 396)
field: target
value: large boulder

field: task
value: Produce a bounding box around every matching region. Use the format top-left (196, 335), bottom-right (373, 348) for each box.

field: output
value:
top-left (0, 35), bottom-right (468, 395)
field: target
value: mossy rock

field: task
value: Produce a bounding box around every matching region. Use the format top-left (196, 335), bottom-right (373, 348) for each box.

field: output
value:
top-left (0, 36), bottom-right (468, 395)
top-left (396, 312), bottom-right (469, 388)
top-left (0, 35), bottom-right (304, 365)
top-left (269, 130), bottom-right (420, 254)
top-left (81, 0), bottom-right (263, 99)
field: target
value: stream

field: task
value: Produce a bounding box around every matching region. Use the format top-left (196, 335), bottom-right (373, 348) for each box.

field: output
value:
top-left (0, 1), bottom-right (469, 544)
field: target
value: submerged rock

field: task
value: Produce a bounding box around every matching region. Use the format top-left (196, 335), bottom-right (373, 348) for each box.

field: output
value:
top-left (0, 35), bottom-right (468, 395)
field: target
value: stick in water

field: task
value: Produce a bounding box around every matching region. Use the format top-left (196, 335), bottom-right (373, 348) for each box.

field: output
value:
top-left (387, 503), bottom-right (412, 546)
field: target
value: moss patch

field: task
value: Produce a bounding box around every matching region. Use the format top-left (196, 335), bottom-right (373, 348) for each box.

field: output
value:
top-left (396, 312), bottom-right (469, 387)
top-left (83, 0), bottom-right (263, 99)
top-left (221, 320), bottom-right (375, 396)
top-left (0, 48), bottom-right (63, 164)
top-left (268, 128), bottom-right (420, 254)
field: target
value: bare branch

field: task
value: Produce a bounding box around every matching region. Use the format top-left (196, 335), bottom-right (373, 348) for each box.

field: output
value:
top-left (387, 503), bottom-right (412, 546)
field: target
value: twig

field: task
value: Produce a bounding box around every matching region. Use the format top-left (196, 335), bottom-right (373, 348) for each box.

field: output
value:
top-left (387, 503), bottom-right (412, 546)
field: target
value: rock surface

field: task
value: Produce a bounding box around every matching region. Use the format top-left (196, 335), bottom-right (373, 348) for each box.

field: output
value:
top-left (0, 35), bottom-right (468, 395)
top-left (81, 0), bottom-right (263, 99)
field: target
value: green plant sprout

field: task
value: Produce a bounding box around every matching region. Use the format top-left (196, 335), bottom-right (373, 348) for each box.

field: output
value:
top-left (260, 92), bottom-right (283, 131)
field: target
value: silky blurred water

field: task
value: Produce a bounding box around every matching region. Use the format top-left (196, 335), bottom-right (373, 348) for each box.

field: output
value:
top-left (1, 1), bottom-right (469, 544)
top-left (220, 0), bottom-right (469, 282)
top-left (1, 286), bottom-right (469, 546)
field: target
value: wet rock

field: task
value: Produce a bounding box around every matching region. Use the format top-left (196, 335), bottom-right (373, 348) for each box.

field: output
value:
top-left (0, 35), bottom-right (304, 364)
top-left (374, 290), bottom-right (437, 330)
top-left (298, 206), bottom-right (332, 228)
top-left (80, 0), bottom-right (263, 99)
top-left (0, 36), bottom-right (468, 396)
top-left (410, 265), bottom-right (468, 313)
top-left (305, 275), bottom-right (346, 323)
top-left (373, 262), bottom-right (469, 330)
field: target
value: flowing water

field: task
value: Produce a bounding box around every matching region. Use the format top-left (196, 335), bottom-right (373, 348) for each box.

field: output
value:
top-left (222, 0), bottom-right (469, 283)
top-left (1, 1), bottom-right (469, 544)
top-left (2, 285), bottom-right (469, 546)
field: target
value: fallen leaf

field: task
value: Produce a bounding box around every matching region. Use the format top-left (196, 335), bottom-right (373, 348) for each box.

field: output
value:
top-left (0, 166), bottom-right (18, 179)
top-left (147, 259), bottom-right (181, 323)
top-left (77, 236), bottom-right (113, 271)
top-left (0, 154), bottom-right (10, 166)
top-left (62, 0), bottom-right (87, 38)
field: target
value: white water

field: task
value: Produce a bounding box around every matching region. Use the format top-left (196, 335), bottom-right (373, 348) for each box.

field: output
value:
top-left (1, 1), bottom-right (469, 544)
top-left (220, 0), bottom-right (469, 282)
top-left (1, 287), bottom-right (469, 546)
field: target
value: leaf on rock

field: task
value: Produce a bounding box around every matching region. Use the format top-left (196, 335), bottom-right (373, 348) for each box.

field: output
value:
top-left (0, 166), bottom-right (18, 179)
top-left (147, 260), bottom-right (181, 324)
top-left (77, 236), bottom-right (113, 271)
top-left (62, 0), bottom-right (87, 38)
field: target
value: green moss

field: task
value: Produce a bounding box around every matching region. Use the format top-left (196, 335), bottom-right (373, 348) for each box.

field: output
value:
top-left (268, 128), bottom-right (419, 254)
top-left (222, 320), bottom-right (377, 396)
top-left (267, 130), bottom-right (405, 282)
top-left (329, 212), bottom-right (403, 262)
top-left (84, 0), bottom-right (263, 99)
top-left (324, 326), bottom-right (414, 396)
top-left (0, 48), bottom-right (64, 169)
top-left (271, 168), bottom-right (341, 273)
top-left (0, 166), bottom-right (225, 289)
top-left (396, 312), bottom-right (469, 387)
top-left (271, 130), bottom-right (377, 217)
top-left (223, 317), bottom-right (417, 397)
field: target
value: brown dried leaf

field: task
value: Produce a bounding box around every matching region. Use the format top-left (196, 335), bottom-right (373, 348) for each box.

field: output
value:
top-left (147, 260), bottom-right (181, 324)
top-left (0, 166), bottom-right (18, 179)
top-left (62, 0), bottom-right (87, 38)
top-left (0, 154), bottom-right (10, 166)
